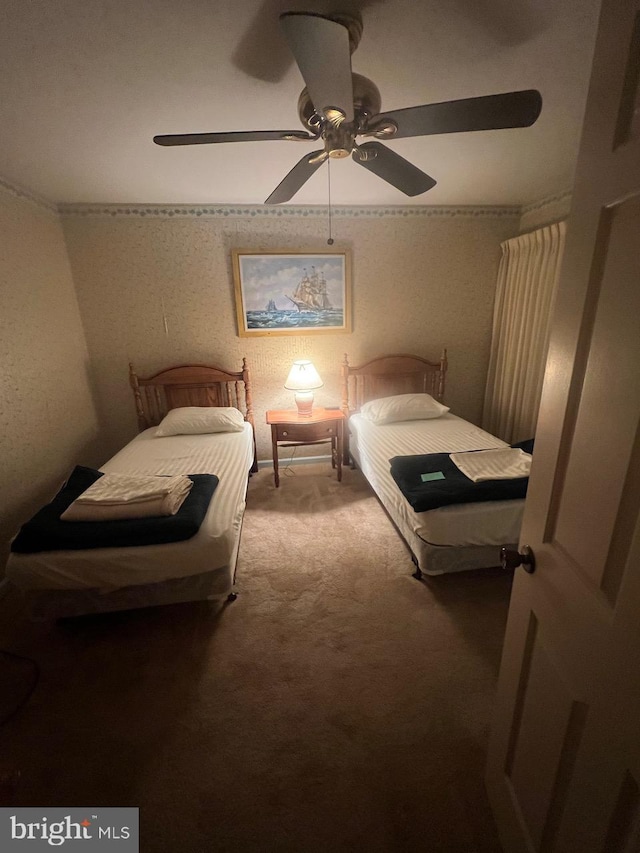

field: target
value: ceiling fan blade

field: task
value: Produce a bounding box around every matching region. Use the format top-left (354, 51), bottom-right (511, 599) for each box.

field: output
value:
top-left (353, 142), bottom-right (436, 196)
top-left (280, 12), bottom-right (354, 122)
top-left (232, 0), bottom-right (380, 83)
top-left (374, 90), bottom-right (542, 139)
top-left (265, 150), bottom-right (327, 204)
top-left (154, 130), bottom-right (314, 146)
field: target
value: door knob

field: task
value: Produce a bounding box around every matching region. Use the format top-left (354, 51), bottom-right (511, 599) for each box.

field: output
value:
top-left (500, 545), bottom-right (536, 574)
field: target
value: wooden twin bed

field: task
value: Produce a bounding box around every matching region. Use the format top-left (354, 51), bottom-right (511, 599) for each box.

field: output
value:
top-left (6, 360), bottom-right (258, 618)
top-left (341, 351), bottom-right (523, 578)
top-left (6, 350), bottom-right (525, 618)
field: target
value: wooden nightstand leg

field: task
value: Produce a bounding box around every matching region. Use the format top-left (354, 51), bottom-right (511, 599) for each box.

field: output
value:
top-left (271, 425), bottom-right (280, 487)
top-left (337, 423), bottom-right (343, 482)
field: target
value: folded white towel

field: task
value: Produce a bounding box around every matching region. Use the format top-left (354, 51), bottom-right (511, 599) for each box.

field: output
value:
top-left (61, 489), bottom-right (191, 521)
top-left (60, 473), bottom-right (193, 521)
top-left (74, 473), bottom-right (192, 505)
top-left (449, 448), bottom-right (532, 483)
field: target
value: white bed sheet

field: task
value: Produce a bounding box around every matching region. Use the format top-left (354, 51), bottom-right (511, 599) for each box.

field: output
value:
top-left (349, 413), bottom-right (525, 548)
top-left (6, 423), bottom-right (255, 592)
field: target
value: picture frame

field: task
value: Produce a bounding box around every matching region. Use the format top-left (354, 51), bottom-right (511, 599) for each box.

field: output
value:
top-left (232, 249), bottom-right (352, 337)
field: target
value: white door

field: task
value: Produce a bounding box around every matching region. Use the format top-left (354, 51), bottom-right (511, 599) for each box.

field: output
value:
top-left (486, 1), bottom-right (640, 851)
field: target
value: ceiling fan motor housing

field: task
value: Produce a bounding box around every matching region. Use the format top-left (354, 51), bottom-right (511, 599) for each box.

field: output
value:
top-left (297, 73), bottom-right (382, 135)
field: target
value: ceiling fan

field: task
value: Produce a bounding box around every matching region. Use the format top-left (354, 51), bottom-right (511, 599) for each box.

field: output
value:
top-left (153, 11), bottom-right (542, 204)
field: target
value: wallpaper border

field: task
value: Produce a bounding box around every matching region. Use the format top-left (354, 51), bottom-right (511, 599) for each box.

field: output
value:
top-left (0, 172), bottom-right (567, 221)
top-left (58, 203), bottom-right (521, 220)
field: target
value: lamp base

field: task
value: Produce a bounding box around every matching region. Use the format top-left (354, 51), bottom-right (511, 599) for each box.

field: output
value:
top-left (294, 391), bottom-right (314, 417)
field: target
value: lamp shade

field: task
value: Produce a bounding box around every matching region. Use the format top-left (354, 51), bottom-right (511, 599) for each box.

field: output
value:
top-left (284, 360), bottom-right (323, 391)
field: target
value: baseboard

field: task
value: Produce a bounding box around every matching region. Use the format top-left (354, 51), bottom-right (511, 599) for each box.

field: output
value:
top-left (257, 455), bottom-right (331, 469)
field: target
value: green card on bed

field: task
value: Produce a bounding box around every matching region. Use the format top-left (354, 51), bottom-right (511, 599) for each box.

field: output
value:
top-left (421, 471), bottom-right (445, 482)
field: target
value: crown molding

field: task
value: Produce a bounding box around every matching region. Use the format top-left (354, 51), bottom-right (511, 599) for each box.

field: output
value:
top-left (0, 176), bottom-right (58, 214)
top-left (520, 190), bottom-right (572, 215)
top-left (57, 202), bottom-right (521, 220)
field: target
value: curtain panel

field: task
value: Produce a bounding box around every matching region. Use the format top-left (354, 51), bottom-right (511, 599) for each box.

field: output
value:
top-left (482, 221), bottom-right (566, 444)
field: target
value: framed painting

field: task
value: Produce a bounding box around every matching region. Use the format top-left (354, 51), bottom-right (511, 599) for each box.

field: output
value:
top-left (232, 249), bottom-right (352, 337)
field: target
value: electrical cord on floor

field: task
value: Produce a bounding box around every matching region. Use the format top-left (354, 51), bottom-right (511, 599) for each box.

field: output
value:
top-left (0, 649), bottom-right (40, 727)
top-left (282, 446), bottom-right (298, 478)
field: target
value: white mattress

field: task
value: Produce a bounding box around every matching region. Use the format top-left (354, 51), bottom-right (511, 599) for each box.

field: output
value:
top-left (349, 413), bottom-right (525, 548)
top-left (6, 423), bottom-right (255, 591)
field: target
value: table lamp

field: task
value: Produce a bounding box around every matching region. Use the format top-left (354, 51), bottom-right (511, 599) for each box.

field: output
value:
top-left (284, 360), bottom-right (323, 417)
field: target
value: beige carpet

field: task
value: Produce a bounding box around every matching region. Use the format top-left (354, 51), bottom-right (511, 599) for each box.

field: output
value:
top-left (0, 463), bottom-right (511, 852)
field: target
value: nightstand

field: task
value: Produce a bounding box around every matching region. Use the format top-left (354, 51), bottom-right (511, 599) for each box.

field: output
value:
top-left (266, 408), bottom-right (345, 487)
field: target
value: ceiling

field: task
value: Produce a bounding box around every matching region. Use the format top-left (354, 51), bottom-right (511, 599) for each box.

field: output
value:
top-left (1, 0), bottom-right (601, 207)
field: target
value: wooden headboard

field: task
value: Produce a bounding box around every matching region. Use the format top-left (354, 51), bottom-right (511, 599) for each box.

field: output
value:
top-left (129, 359), bottom-right (257, 471)
top-left (341, 351), bottom-right (448, 415)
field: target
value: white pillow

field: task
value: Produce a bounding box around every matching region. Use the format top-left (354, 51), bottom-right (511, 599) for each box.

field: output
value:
top-left (360, 393), bottom-right (449, 425)
top-left (155, 406), bottom-right (245, 436)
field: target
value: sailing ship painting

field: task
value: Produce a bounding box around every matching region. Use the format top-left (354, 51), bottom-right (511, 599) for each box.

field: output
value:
top-left (233, 251), bottom-right (351, 336)
top-left (286, 266), bottom-right (332, 313)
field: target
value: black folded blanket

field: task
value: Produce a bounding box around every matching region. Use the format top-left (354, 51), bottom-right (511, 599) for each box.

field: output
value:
top-left (389, 439), bottom-right (534, 513)
top-left (11, 466), bottom-right (219, 553)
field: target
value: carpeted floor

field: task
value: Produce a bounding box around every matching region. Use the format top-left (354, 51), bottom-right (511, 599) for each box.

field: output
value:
top-left (0, 463), bottom-right (511, 852)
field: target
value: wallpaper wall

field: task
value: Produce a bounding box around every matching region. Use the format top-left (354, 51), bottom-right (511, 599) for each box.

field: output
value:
top-left (60, 204), bottom-right (520, 462)
top-left (0, 183), bottom-right (100, 567)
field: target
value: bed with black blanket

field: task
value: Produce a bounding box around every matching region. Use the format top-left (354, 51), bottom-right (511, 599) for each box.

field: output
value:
top-left (390, 439), bottom-right (533, 513)
top-left (341, 352), bottom-right (530, 577)
top-left (5, 361), bottom-right (258, 618)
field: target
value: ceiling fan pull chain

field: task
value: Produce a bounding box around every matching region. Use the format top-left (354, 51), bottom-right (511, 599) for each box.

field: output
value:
top-left (327, 159), bottom-right (334, 245)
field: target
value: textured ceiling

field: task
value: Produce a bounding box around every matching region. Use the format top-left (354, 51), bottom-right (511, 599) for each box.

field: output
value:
top-left (1, 0), bottom-right (601, 207)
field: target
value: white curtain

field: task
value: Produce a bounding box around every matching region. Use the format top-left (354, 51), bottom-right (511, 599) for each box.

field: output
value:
top-left (482, 221), bottom-right (566, 443)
